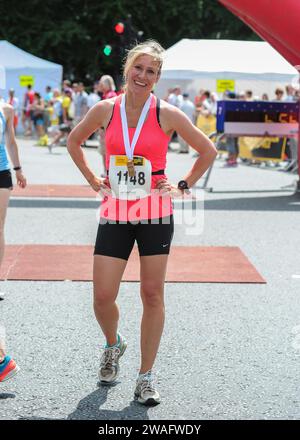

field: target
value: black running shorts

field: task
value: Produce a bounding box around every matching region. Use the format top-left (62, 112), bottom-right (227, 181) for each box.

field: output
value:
top-left (94, 215), bottom-right (174, 260)
top-left (0, 169), bottom-right (13, 189)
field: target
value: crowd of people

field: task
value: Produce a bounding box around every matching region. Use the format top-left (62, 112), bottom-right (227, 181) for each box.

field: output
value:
top-left (1, 76), bottom-right (119, 154)
top-left (1, 80), bottom-right (298, 172)
top-left (164, 84), bottom-right (299, 170)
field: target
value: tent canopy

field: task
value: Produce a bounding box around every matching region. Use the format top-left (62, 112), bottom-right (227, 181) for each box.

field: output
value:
top-left (161, 39), bottom-right (298, 81)
top-left (0, 40), bottom-right (62, 71)
top-left (0, 41), bottom-right (62, 109)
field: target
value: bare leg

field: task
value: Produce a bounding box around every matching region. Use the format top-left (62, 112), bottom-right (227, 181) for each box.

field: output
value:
top-left (93, 255), bottom-right (127, 346)
top-left (0, 189), bottom-right (11, 357)
top-left (36, 124), bottom-right (44, 137)
top-left (139, 254), bottom-right (169, 374)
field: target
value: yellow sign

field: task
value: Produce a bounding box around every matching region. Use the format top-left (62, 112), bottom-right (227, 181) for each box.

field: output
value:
top-left (19, 75), bottom-right (34, 87)
top-left (216, 79), bottom-right (235, 93)
top-left (115, 156), bottom-right (144, 166)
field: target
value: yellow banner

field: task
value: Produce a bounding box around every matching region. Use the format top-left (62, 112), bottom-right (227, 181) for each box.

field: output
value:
top-left (216, 79), bottom-right (235, 93)
top-left (196, 114), bottom-right (217, 137)
top-left (115, 156), bottom-right (144, 166)
top-left (19, 75), bottom-right (34, 87)
top-left (238, 137), bottom-right (286, 162)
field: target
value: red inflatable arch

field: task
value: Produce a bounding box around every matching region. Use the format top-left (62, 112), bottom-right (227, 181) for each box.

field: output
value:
top-left (219, 0), bottom-right (300, 186)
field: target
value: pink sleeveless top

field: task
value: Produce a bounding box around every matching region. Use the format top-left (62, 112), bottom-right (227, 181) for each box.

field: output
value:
top-left (100, 93), bottom-right (173, 222)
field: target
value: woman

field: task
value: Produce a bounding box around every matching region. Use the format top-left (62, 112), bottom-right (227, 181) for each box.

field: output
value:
top-left (98, 75), bottom-right (117, 176)
top-left (67, 40), bottom-right (217, 405)
top-left (0, 101), bottom-right (27, 382)
top-left (30, 92), bottom-right (45, 139)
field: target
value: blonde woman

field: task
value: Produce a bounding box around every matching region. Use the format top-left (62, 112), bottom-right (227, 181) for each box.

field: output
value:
top-left (0, 102), bottom-right (26, 382)
top-left (67, 40), bottom-right (217, 405)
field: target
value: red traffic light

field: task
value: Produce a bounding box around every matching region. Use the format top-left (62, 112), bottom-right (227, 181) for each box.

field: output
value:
top-left (114, 22), bottom-right (124, 34)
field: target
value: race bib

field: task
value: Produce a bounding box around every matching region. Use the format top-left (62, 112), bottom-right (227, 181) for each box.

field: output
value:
top-left (109, 155), bottom-right (152, 200)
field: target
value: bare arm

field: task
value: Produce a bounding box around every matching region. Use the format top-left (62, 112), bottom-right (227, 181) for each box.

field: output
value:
top-left (5, 105), bottom-right (27, 188)
top-left (67, 101), bottom-right (112, 192)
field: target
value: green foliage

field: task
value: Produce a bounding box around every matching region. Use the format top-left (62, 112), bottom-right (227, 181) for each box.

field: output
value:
top-left (0, 0), bottom-right (258, 88)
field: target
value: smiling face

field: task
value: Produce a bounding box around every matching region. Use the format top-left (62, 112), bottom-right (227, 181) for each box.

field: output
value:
top-left (126, 54), bottom-right (161, 95)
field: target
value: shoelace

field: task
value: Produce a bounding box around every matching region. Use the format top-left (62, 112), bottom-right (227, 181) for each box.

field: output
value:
top-left (101, 347), bottom-right (120, 368)
top-left (139, 373), bottom-right (155, 394)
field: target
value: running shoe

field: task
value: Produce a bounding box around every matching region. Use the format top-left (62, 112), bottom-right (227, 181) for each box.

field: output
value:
top-left (98, 334), bottom-right (127, 384)
top-left (134, 370), bottom-right (161, 406)
top-left (223, 160), bottom-right (238, 167)
top-left (0, 355), bottom-right (20, 382)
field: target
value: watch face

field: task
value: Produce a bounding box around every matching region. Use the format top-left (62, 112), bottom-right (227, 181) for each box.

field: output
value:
top-left (178, 180), bottom-right (188, 190)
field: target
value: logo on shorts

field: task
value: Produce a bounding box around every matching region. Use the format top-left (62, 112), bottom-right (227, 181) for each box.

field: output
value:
top-left (162, 243), bottom-right (169, 248)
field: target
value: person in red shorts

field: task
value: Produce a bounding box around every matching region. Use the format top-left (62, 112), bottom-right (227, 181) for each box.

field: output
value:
top-left (67, 40), bottom-right (217, 405)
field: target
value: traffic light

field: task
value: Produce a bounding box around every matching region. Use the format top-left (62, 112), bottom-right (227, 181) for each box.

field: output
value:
top-left (103, 45), bottom-right (112, 56)
top-left (114, 22), bottom-right (124, 34)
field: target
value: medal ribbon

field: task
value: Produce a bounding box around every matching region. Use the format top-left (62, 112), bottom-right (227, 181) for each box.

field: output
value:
top-left (120, 93), bottom-right (152, 162)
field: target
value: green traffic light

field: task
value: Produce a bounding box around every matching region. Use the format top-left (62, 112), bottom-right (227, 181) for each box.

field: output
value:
top-left (103, 45), bottom-right (112, 56)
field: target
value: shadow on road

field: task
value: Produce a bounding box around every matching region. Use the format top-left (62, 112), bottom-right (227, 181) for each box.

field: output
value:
top-left (204, 193), bottom-right (300, 212)
top-left (0, 393), bottom-right (15, 400)
top-left (67, 385), bottom-right (150, 420)
top-left (17, 385), bottom-right (150, 420)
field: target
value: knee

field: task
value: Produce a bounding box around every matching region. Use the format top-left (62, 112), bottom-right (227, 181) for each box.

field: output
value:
top-left (141, 282), bottom-right (164, 309)
top-left (93, 288), bottom-right (115, 310)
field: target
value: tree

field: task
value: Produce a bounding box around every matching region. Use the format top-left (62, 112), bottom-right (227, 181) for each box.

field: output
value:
top-left (0, 0), bottom-right (258, 88)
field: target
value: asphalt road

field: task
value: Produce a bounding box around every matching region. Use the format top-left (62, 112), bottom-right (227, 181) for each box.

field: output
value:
top-left (0, 138), bottom-right (300, 420)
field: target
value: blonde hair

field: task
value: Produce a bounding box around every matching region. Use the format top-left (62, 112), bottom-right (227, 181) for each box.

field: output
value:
top-left (99, 75), bottom-right (116, 92)
top-left (123, 39), bottom-right (165, 86)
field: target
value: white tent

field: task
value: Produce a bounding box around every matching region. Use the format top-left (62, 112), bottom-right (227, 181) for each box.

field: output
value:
top-left (0, 40), bottom-right (63, 107)
top-left (155, 39), bottom-right (299, 100)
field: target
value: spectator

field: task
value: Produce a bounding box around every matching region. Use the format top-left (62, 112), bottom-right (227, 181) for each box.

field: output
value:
top-left (48, 89), bottom-right (74, 153)
top-left (44, 86), bottom-right (53, 105)
top-left (245, 90), bottom-right (253, 101)
top-left (22, 84), bottom-right (35, 136)
top-left (262, 93), bottom-right (269, 100)
top-left (62, 88), bottom-right (72, 123)
top-left (167, 86), bottom-right (183, 108)
top-left (197, 91), bottom-right (218, 119)
top-left (194, 88), bottom-right (206, 111)
top-left (274, 87), bottom-right (284, 101)
top-left (74, 82), bottom-right (88, 123)
top-left (62, 79), bottom-right (72, 94)
top-left (285, 84), bottom-right (296, 102)
top-left (238, 91), bottom-right (246, 100)
top-left (88, 82), bottom-right (101, 110)
top-left (98, 75), bottom-right (117, 176)
top-left (30, 92), bottom-right (45, 139)
top-left (178, 93), bottom-right (195, 153)
top-left (223, 91), bottom-right (239, 167)
top-left (7, 89), bottom-right (19, 132)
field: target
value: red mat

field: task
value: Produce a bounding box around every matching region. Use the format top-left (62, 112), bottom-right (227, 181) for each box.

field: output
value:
top-left (0, 245), bottom-right (265, 283)
top-left (12, 185), bottom-right (95, 198)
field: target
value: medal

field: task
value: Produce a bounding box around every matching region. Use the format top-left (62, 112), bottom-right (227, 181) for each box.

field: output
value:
top-left (120, 93), bottom-right (152, 173)
top-left (127, 159), bottom-right (135, 177)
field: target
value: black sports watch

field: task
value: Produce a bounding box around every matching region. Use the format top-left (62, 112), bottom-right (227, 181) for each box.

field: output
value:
top-left (177, 180), bottom-right (189, 191)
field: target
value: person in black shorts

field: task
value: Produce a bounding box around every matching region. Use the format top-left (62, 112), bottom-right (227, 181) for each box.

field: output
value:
top-left (67, 40), bottom-right (217, 405)
top-left (0, 102), bottom-right (26, 382)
